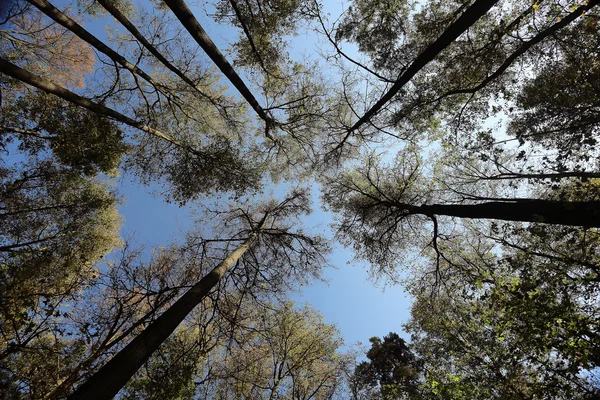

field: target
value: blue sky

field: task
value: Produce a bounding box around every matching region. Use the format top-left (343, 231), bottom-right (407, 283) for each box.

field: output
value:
top-left (116, 174), bottom-right (412, 347)
top-left (89, 0), bottom-right (414, 348)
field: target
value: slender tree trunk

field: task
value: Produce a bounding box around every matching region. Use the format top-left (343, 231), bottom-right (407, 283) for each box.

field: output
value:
top-left (94, 0), bottom-right (221, 107)
top-left (67, 216), bottom-right (266, 400)
top-left (0, 57), bottom-right (193, 153)
top-left (27, 0), bottom-right (175, 100)
top-left (479, 171), bottom-right (600, 181)
top-left (348, 0), bottom-right (500, 133)
top-left (406, 200), bottom-right (600, 227)
top-left (162, 0), bottom-right (273, 125)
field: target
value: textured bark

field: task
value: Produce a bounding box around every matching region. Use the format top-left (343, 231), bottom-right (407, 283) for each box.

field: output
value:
top-left (163, 0), bottom-right (273, 125)
top-left (406, 200), bottom-right (600, 227)
top-left (348, 0), bottom-right (500, 133)
top-left (67, 217), bottom-right (266, 400)
top-left (0, 57), bottom-right (192, 152)
top-left (27, 0), bottom-right (175, 98)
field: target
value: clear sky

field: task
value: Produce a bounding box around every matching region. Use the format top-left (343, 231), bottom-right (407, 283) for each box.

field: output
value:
top-left (116, 175), bottom-right (412, 346)
top-left (99, 0), bottom-right (414, 350)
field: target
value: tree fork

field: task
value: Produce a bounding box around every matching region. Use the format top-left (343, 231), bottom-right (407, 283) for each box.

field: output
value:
top-left (67, 214), bottom-right (267, 400)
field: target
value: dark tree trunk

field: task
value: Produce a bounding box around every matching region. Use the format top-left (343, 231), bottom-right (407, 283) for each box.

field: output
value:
top-left (348, 0), bottom-right (500, 133)
top-left (163, 0), bottom-right (273, 125)
top-left (0, 57), bottom-right (191, 152)
top-left (67, 217), bottom-right (266, 400)
top-left (409, 200), bottom-right (600, 227)
top-left (479, 171), bottom-right (600, 181)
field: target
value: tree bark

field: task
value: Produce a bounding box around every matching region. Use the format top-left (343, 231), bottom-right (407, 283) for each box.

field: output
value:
top-left (66, 216), bottom-right (266, 400)
top-left (407, 200), bottom-right (600, 227)
top-left (348, 0), bottom-right (500, 133)
top-left (162, 0), bottom-right (273, 125)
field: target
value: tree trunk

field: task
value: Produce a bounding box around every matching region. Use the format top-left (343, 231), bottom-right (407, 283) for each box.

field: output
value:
top-left (27, 0), bottom-right (176, 99)
top-left (0, 57), bottom-right (192, 153)
top-left (348, 0), bottom-right (499, 133)
top-left (66, 216), bottom-right (266, 400)
top-left (162, 0), bottom-right (273, 125)
top-left (95, 0), bottom-right (221, 107)
top-left (409, 200), bottom-right (600, 227)
top-left (479, 171), bottom-right (600, 181)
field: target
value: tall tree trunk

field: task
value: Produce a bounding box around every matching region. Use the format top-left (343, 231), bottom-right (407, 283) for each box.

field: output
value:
top-left (162, 0), bottom-right (273, 126)
top-left (404, 200), bottom-right (600, 227)
top-left (348, 0), bottom-right (499, 133)
top-left (0, 57), bottom-right (194, 153)
top-left (95, 0), bottom-right (222, 108)
top-left (478, 171), bottom-right (600, 181)
top-left (26, 0), bottom-right (177, 101)
top-left (67, 215), bottom-right (267, 400)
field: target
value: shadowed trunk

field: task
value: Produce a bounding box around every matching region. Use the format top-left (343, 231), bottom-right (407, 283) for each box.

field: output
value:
top-left (403, 200), bottom-right (600, 227)
top-left (348, 0), bottom-right (500, 133)
top-left (67, 215), bottom-right (267, 400)
top-left (0, 57), bottom-right (192, 152)
top-left (163, 0), bottom-right (273, 125)
top-left (477, 171), bottom-right (600, 181)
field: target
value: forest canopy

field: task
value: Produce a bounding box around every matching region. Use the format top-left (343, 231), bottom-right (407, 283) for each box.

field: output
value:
top-left (1, 0), bottom-right (599, 398)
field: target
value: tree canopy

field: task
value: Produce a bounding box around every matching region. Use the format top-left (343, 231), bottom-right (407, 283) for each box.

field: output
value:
top-left (2, 0), bottom-right (600, 398)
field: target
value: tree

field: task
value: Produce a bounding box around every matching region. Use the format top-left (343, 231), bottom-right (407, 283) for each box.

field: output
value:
top-left (214, 0), bottom-right (317, 73)
top-left (203, 301), bottom-right (348, 399)
top-left (351, 332), bottom-right (422, 400)
top-left (405, 236), bottom-right (600, 399)
top-left (1, 90), bottom-right (128, 175)
top-left (1, 0), bottom-right (265, 201)
top-left (384, 183), bottom-right (600, 398)
top-left (3, 0), bottom-right (600, 398)
top-left (68, 190), bottom-right (329, 399)
top-left (0, 1), bottom-right (95, 88)
top-left (121, 318), bottom-right (212, 400)
top-left (124, 300), bottom-right (349, 399)
top-left (353, 215), bottom-right (600, 399)
top-left (0, 162), bottom-right (122, 397)
top-left (344, 0), bottom-right (500, 133)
